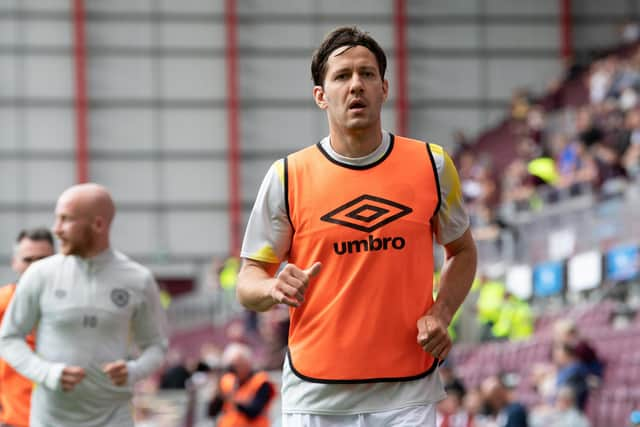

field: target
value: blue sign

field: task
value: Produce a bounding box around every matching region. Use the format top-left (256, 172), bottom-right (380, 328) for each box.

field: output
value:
top-left (533, 261), bottom-right (564, 298)
top-left (606, 244), bottom-right (639, 281)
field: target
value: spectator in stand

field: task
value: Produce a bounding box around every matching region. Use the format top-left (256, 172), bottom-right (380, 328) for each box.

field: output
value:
top-left (591, 142), bottom-right (628, 191)
top-left (619, 19), bottom-right (640, 44)
top-left (606, 57), bottom-right (640, 102)
top-left (452, 129), bottom-right (472, 162)
top-left (510, 88), bottom-right (533, 121)
top-left (622, 108), bottom-right (640, 178)
top-left (530, 386), bottom-right (591, 427)
top-left (553, 319), bottom-right (603, 379)
top-left (437, 380), bottom-right (474, 427)
top-left (459, 150), bottom-right (485, 206)
top-left (464, 387), bottom-right (490, 426)
top-left (501, 156), bottom-right (536, 209)
top-left (525, 105), bottom-right (547, 146)
top-left (551, 133), bottom-right (578, 182)
top-left (550, 127), bottom-right (599, 195)
top-left (575, 107), bottom-right (604, 149)
top-left (480, 375), bottom-right (528, 427)
top-left (588, 59), bottom-right (615, 105)
top-left (551, 342), bottom-right (590, 411)
top-left (459, 153), bottom-right (497, 229)
top-left (501, 138), bottom-right (545, 210)
top-left (438, 359), bottom-right (466, 392)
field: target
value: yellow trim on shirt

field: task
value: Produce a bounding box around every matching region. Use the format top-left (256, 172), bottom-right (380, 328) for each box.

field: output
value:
top-left (274, 159), bottom-right (285, 186)
top-left (248, 244), bottom-right (280, 264)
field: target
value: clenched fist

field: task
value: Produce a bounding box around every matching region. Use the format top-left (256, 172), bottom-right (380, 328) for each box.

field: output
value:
top-left (270, 262), bottom-right (322, 308)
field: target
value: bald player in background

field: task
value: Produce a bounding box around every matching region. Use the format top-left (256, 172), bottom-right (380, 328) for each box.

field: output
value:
top-left (0, 183), bottom-right (168, 427)
top-left (0, 228), bottom-right (55, 427)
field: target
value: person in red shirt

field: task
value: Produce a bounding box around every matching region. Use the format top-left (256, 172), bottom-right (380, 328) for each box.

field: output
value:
top-left (0, 228), bottom-right (54, 427)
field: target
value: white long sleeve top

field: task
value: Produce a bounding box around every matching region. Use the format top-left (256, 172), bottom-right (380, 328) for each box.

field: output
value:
top-left (0, 248), bottom-right (168, 427)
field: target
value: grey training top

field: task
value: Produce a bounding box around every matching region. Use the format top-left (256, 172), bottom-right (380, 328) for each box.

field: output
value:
top-left (0, 248), bottom-right (168, 427)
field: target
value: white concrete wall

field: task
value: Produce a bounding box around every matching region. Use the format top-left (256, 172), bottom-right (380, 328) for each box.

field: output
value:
top-left (0, 0), bottom-right (638, 284)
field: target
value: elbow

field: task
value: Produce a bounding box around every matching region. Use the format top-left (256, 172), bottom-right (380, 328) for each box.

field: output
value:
top-left (235, 285), bottom-right (251, 310)
top-left (235, 273), bottom-right (252, 309)
top-left (235, 279), bottom-right (260, 312)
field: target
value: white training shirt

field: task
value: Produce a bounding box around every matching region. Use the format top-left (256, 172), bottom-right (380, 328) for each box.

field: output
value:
top-left (241, 132), bottom-right (470, 415)
top-left (0, 248), bottom-right (169, 427)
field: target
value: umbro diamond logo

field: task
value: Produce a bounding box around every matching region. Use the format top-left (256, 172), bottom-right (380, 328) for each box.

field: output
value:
top-left (320, 194), bottom-right (412, 233)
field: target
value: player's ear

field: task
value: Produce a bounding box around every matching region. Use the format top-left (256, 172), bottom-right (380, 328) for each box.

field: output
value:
top-left (382, 79), bottom-right (389, 102)
top-left (313, 86), bottom-right (328, 110)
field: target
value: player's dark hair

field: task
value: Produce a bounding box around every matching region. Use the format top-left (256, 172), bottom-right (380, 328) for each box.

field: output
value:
top-left (311, 26), bottom-right (387, 86)
top-left (17, 227), bottom-right (54, 247)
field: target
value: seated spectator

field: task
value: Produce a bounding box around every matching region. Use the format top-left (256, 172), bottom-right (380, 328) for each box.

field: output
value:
top-left (463, 387), bottom-right (491, 426)
top-left (439, 359), bottom-right (466, 392)
top-left (480, 375), bottom-right (529, 427)
top-left (437, 379), bottom-right (474, 427)
top-left (551, 133), bottom-right (578, 181)
top-left (501, 157), bottom-right (537, 209)
top-left (552, 319), bottom-right (604, 378)
top-left (511, 88), bottom-right (533, 121)
top-left (552, 342), bottom-right (590, 411)
top-left (623, 134), bottom-right (640, 177)
top-left (619, 19), bottom-right (640, 44)
top-left (622, 108), bottom-right (640, 178)
top-left (554, 138), bottom-right (599, 193)
top-left (530, 386), bottom-right (591, 427)
top-left (588, 59), bottom-right (615, 105)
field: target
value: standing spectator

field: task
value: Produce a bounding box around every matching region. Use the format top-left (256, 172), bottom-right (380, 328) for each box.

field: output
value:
top-left (237, 26), bottom-right (477, 426)
top-left (475, 274), bottom-right (506, 341)
top-left (0, 183), bottom-right (168, 427)
top-left (0, 228), bottom-right (55, 427)
top-left (491, 292), bottom-right (534, 341)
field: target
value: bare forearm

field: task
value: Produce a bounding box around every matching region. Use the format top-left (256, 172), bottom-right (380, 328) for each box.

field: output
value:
top-left (431, 228), bottom-right (477, 325)
top-left (236, 260), bottom-right (279, 312)
top-left (237, 259), bottom-right (321, 312)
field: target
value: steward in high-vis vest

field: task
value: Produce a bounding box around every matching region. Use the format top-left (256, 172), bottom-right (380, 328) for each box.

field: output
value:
top-left (476, 276), bottom-right (506, 340)
top-left (0, 283), bottom-right (35, 427)
top-left (0, 227), bottom-right (54, 427)
top-left (208, 344), bottom-right (275, 427)
top-left (491, 294), bottom-right (533, 341)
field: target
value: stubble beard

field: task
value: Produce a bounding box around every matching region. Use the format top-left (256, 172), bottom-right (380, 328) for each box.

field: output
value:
top-left (62, 226), bottom-right (95, 257)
